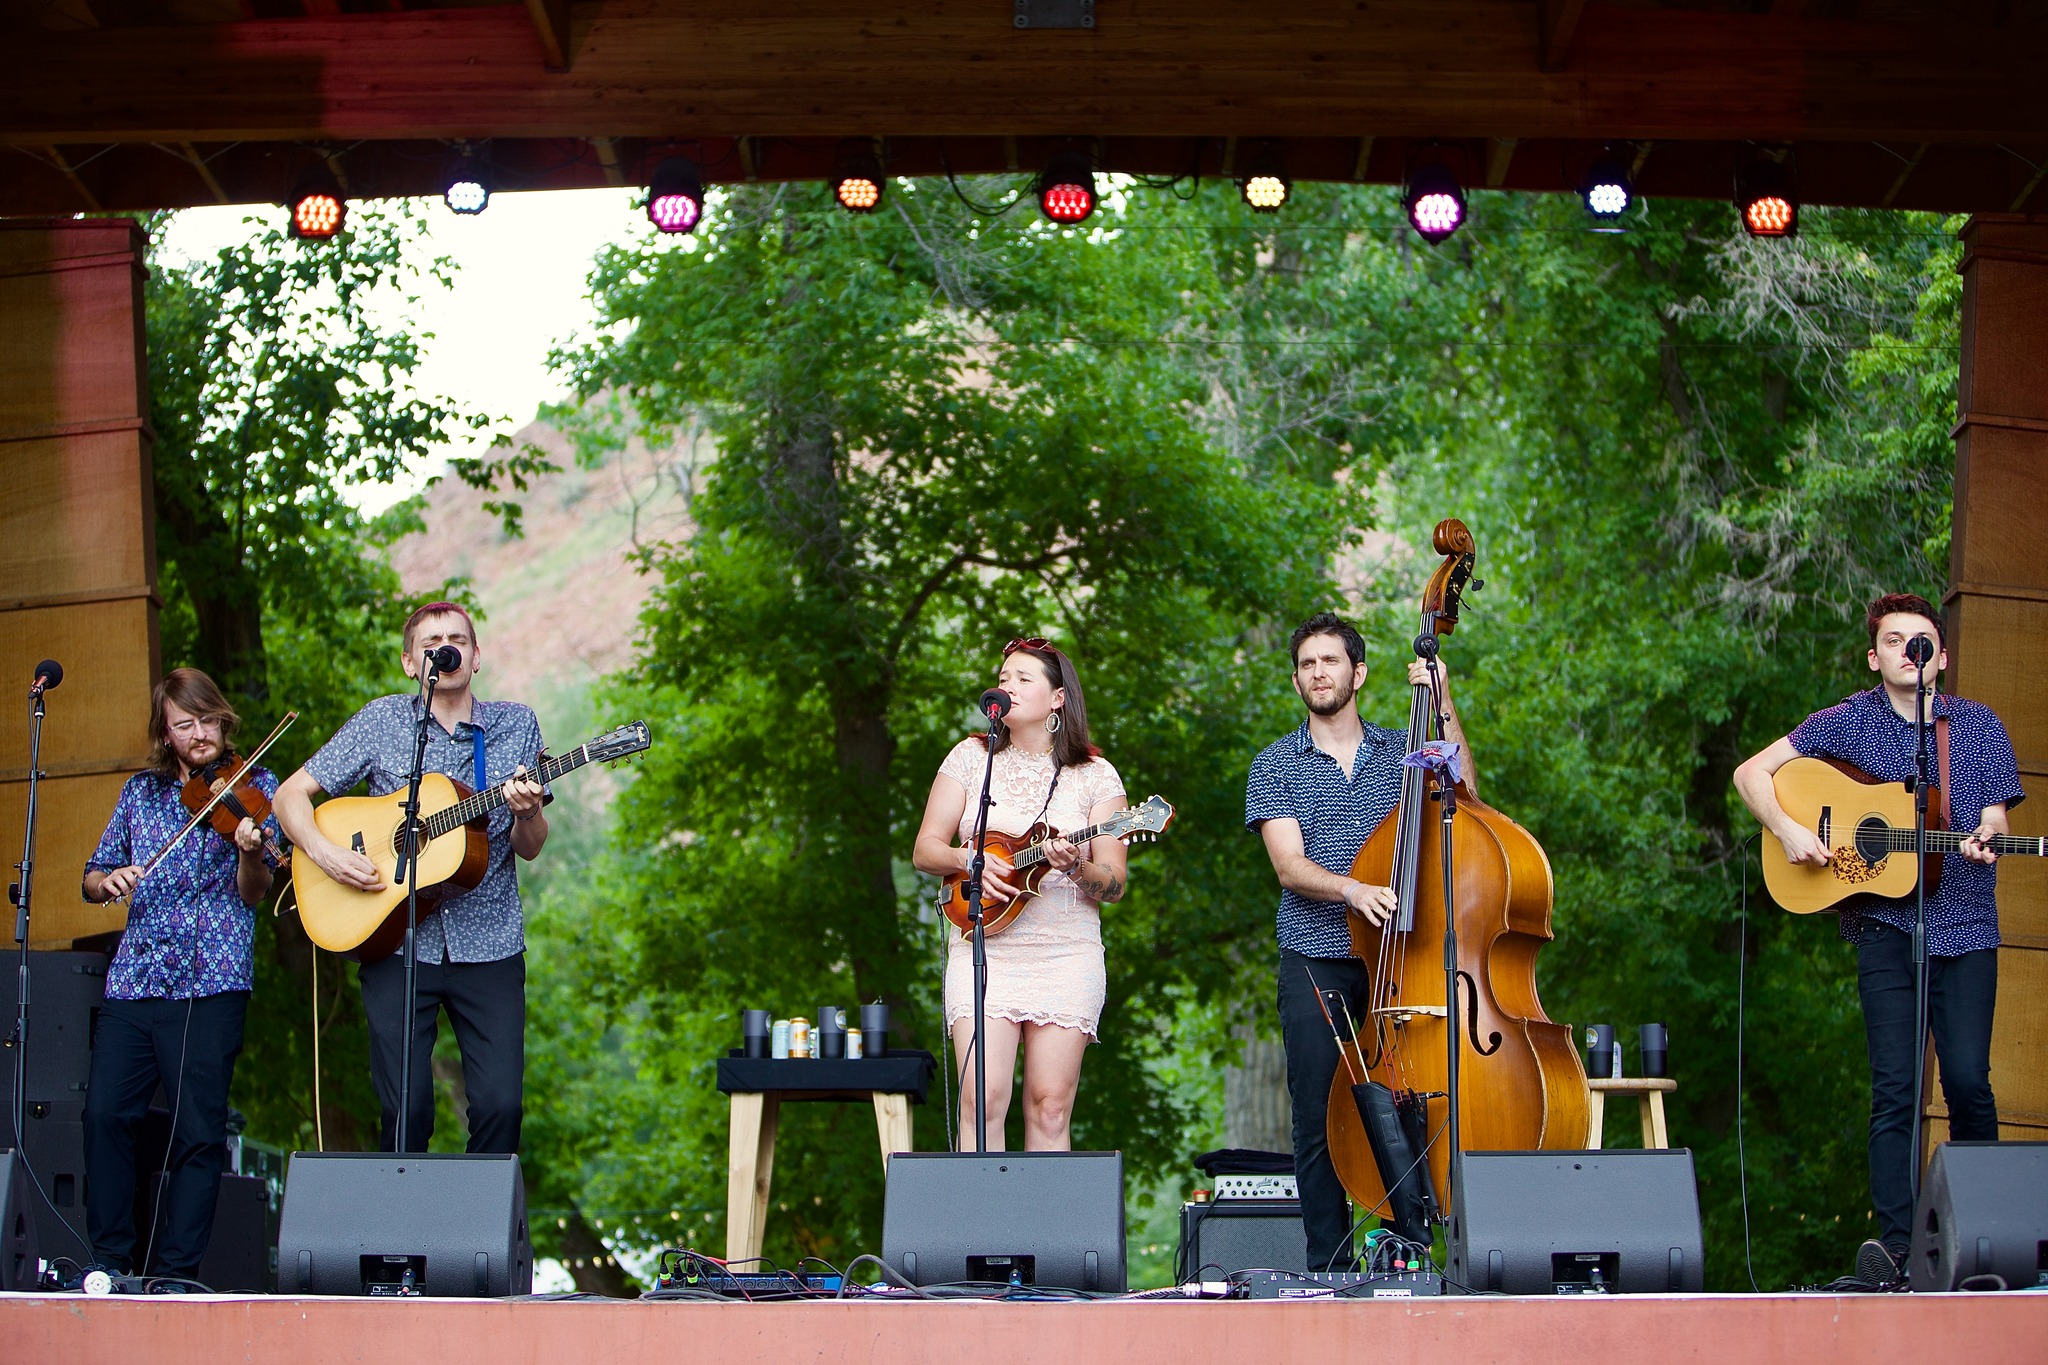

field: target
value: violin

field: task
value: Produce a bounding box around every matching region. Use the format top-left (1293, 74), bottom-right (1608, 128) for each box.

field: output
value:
top-left (110, 711), bottom-right (298, 903)
top-left (184, 752), bottom-right (291, 865)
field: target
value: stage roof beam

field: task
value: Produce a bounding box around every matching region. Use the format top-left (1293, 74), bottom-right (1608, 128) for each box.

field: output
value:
top-left (1538, 0), bottom-right (1587, 72)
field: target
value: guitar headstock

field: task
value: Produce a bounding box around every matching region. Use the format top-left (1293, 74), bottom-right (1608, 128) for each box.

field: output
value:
top-left (1111, 794), bottom-right (1175, 844)
top-left (588, 720), bottom-right (653, 764)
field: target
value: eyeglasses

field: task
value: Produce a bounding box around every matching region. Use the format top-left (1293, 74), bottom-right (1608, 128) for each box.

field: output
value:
top-left (1004, 637), bottom-right (1053, 656)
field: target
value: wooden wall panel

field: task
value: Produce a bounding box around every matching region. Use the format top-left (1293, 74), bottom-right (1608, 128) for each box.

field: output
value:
top-left (1942, 213), bottom-right (2048, 1154)
top-left (0, 218), bottom-right (157, 953)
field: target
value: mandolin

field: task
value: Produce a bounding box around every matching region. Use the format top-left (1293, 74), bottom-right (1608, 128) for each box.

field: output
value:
top-left (292, 721), bottom-right (650, 961)
top-left (938, 794), bottom-right (1175, 936)
top-left (1763, 756), bottom-right (2045, 914)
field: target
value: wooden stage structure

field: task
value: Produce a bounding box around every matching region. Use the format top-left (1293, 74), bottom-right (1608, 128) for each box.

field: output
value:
top-left (5, 1288), bottom-right (2048, 1365)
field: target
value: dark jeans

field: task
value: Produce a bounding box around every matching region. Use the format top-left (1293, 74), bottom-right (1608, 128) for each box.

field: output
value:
top-left (1277, 949), bottom-right (1372, 1271)
top-left (358, 950), bottom-right (525, 1154)
top-left (82, 992), bottom-right (247, 1276)
top-left (1857, 921), bottom-right (1999, 1252)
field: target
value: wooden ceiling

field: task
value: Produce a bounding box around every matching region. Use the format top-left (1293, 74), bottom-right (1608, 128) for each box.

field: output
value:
top-left (2, 0), bottom-right (2045, 217)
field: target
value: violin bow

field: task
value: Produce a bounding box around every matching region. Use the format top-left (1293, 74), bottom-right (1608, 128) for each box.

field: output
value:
top-left (111, 710), bottom-right (299, 903)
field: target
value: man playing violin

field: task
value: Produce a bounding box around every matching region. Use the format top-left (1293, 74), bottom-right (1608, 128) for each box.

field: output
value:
top-left (274, 602), bottom-right (547, 1156)
top-left (1734, 592), bottom-right (2020, 1287)
top-left (1247, 612), bottom-right (1473, 1272)
top-left (79, 667), bottom-right (282, 1283)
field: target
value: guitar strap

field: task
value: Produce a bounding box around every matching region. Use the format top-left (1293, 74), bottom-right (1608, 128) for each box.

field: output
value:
top-left (1935, 712), bottom-right (1950, 831)
top-left (472, 724), bottom-right (488, 794)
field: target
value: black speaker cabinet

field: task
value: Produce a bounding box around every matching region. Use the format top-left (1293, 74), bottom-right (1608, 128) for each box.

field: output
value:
top-left (13, 1100), bottom-right (88, 1266)
top-left (277, 1152), bottom-right (532, 1297)
top-left (1178, 1201), bottom-right (1309, 1277)
top-left (1449, 1150), bottom-right (1704, 1294)
top-left (1, 1150), bottom-right (39, 1290)
top-left (881, 1151), bottom-right (1126, 1291)
top-left (1910, 1141), bottom-right (2048, 1292)
top-left (0, 951), bottom-right (107, 1138)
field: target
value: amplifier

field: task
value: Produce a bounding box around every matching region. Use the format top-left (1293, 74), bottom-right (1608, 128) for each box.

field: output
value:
top-left (1237, 1269), bottom-right (1444, 1299)
top-left (1178, 1199), bottom-right (1308, 1277)
top-left (1213, 1174), bottom-right (1298, 1201)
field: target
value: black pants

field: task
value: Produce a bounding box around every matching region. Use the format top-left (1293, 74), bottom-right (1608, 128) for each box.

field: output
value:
top-left (1277, 949), bottom-right (1372, 1271)
top-left (1857, 921), bottom-right (1999, 1253)
top-left (81, 992), bottom-right (247, 1277)
top-left (358, 950), bottom-right (525, 1154)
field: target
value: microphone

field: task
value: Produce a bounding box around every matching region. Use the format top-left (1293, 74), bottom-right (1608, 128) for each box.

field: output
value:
top-left (29, 658), bottom-right (63, 699)
top-left (979, 688), bottom-right (1013, 721)
top-left (424, 645), bottom-right (463, 675)
top-left (1904, 636), bottom-right (1936, 667)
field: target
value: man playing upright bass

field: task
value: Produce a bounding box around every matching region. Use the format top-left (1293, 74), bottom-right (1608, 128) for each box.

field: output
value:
top-left (1734, 592), bottom-right (2020, 1287)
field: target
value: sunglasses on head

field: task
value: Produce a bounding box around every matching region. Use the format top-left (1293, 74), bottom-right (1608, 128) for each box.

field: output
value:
top-left (1003, 637), bottom-right (1054, 656)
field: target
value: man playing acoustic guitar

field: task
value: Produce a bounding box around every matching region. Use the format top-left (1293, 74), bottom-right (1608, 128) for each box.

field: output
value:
top-left (1733, 591), bottom-right (2021, 1287)
top-left (274, 602), bottom-right (548, 1155)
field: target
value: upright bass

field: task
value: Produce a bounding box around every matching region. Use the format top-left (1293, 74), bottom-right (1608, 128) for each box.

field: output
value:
top-left (1324, 518), bottom-right (1586, 1233)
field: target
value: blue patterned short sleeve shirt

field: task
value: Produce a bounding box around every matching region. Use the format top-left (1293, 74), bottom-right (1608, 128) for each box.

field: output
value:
top-left (304, 694), bottom-right (547, 965)
top-left (1246, 718), bottom-right (1409, 958)
top-left (85, 766), bottom-right (282, 1000)
top-left (1788, 687), bottom-right (2024, 955)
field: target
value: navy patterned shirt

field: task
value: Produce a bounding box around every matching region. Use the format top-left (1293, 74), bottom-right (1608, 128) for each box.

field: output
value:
top-left (85, 767), bottom-right (282, 1000)
top-left (1246, 717), bottom-right (1409, 958)
top-left (1789, 687), bottom-right (2024, 955)
top-left (304, 695), bottom-right (547, 965)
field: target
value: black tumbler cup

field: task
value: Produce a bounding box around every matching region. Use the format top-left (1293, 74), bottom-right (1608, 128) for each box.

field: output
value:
top-left (742, 1009), bottom-right (771, 1059)
top-left (1640, 1022), bottom-right (1669, 1078)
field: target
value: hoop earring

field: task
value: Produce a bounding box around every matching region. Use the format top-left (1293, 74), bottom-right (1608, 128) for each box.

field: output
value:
top-left (1045, 711), bottom-right (1062, 735)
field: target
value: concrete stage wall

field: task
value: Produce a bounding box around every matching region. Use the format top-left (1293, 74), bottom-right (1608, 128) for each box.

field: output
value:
top-left (3, 1291), bottom-right (2045, 1365)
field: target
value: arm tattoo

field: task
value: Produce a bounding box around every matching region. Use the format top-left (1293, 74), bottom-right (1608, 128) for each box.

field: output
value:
top-left (1074, 861), bottom-right (1126, 903)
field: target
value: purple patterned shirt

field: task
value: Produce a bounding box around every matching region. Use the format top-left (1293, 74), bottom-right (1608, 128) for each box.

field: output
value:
top-left (84, 767), bottom-right (281, 1000)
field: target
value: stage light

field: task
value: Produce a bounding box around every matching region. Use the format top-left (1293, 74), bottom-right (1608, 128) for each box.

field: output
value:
top-left (288, 166), bottom-right (346, 241)
top-left (1736, 156), bottom-right (1798, 238)
top-left (1239, 144), bottom-right (1291, 214)
top-left (832, 142), bottom-right (885, 214)
top-left (1403, 163), bottom-right (1465, 245)
top-left (444, 153), bottom-right (490, 215)
top-left (1038, 151), bottom-right (1097, 224)
top-left (646, 157), bottom-right (705, 234)
top-left (1580, 156), bottom-right (1632, 221)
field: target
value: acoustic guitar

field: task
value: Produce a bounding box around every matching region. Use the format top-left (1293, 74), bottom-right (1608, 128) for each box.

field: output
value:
top-left (293, 721), bottom-right (651, 960)
top-left (1762, 756), bottom-right (2044, 914)
top-left (938, 793), bottom-right (1175, 936)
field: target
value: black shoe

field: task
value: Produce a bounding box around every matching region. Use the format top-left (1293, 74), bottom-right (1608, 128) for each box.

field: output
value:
top-left (1856, 1239), bottom-right (1904, 1289)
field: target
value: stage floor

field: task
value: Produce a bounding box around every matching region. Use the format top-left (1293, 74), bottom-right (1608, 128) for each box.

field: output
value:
top-left (4, 1289), bottom-right (2046, 1364)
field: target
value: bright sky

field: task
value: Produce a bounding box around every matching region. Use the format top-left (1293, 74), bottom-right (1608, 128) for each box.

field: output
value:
top-left (158, 186), bottom-right (643, 511)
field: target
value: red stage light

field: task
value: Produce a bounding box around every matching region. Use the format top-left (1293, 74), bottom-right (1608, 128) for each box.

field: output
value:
top-left (1038, 151), bottom-right (1097, 224)
top-left (832, 141), bottom-right (887, 214)
top-left (1735, 156), bottom-right (1799, 239)
top-left (1743, 195), bottom-right (1795, 237)
top-left (288, 166), bottom-right (347, 241)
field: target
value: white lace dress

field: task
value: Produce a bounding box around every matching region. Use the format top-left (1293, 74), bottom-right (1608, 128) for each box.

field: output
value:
top-left (938, 737), bottom-right (1126, 1041)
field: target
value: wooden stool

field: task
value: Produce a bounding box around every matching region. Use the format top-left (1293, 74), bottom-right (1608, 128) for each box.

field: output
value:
top-left (715, 1050), bottom-right (935, 1264)
top-left (1585, 1077), bottom-right (1677, 1149)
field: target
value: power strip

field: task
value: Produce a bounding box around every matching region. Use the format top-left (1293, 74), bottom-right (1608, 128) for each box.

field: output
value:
top-left (1212, 1174), bottom-right (1300, 1201)
top-left (1237, 1270), bottom-right (1444, 1299)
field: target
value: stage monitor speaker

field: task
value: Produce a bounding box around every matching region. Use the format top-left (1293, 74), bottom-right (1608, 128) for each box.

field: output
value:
top-left (0, 951), bottom-right (107, 1133)
top-left (276, 1152), bottom-right (531, 1297)
top-left (1910, 1141), bottom-right (2048, 1292)
top-left (1178, 1201), bottom-right (1309, 1277)
top-left (881, 1151), bottom-right (1125, 1292)
top-left (1, 1150), bottom-right (39, 1290)
top-left (1449, 1149), bottom-right (1704, 1294)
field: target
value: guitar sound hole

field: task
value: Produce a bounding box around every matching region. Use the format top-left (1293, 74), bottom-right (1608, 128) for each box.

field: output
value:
top-left (389, 820), bottom-right (431, 861)
top-left (1853, 817), bottom-right (1891, 870)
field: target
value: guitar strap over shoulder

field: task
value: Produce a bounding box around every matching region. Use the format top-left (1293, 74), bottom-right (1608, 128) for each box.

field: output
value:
top-left (1935, 713), bottom-right (1951, 831)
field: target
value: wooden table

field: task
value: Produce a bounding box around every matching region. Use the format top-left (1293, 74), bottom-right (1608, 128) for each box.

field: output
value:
top-left (1585, 1076), bottom-right (1677, 1149)
top-left (714, 1051), bottom-right (935, 1264)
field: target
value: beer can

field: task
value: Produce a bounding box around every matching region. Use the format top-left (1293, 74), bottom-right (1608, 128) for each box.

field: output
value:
top-left (846, 1028), bottom-right (864, 1060)
top-left (789, 1016), bottom-right (812, 1058)
top-left (771, 1019), bottom-right (791, 1059)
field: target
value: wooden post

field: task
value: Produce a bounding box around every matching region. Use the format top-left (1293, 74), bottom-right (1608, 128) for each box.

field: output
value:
top-left (0, 219), bottom-right (159, 948)
top-left (1939, 213), bottom-right (2048, 1148)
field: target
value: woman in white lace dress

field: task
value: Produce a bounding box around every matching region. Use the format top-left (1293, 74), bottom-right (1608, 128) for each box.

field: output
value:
top-left (912, 639), bottom-right (1129, 1151)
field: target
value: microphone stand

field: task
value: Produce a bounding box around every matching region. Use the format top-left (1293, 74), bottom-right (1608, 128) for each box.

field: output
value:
top-left (391, 659), bottom-right (442, 1154)
top-left (962, 705), bottom-right (1005, 1154)
top-left (1415, 624), bottom-right (1465, 1245)
top-left (6, 685), bottom-right (49, 1154)
top-left (1905, 647), bottom-right (1936, 1213)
